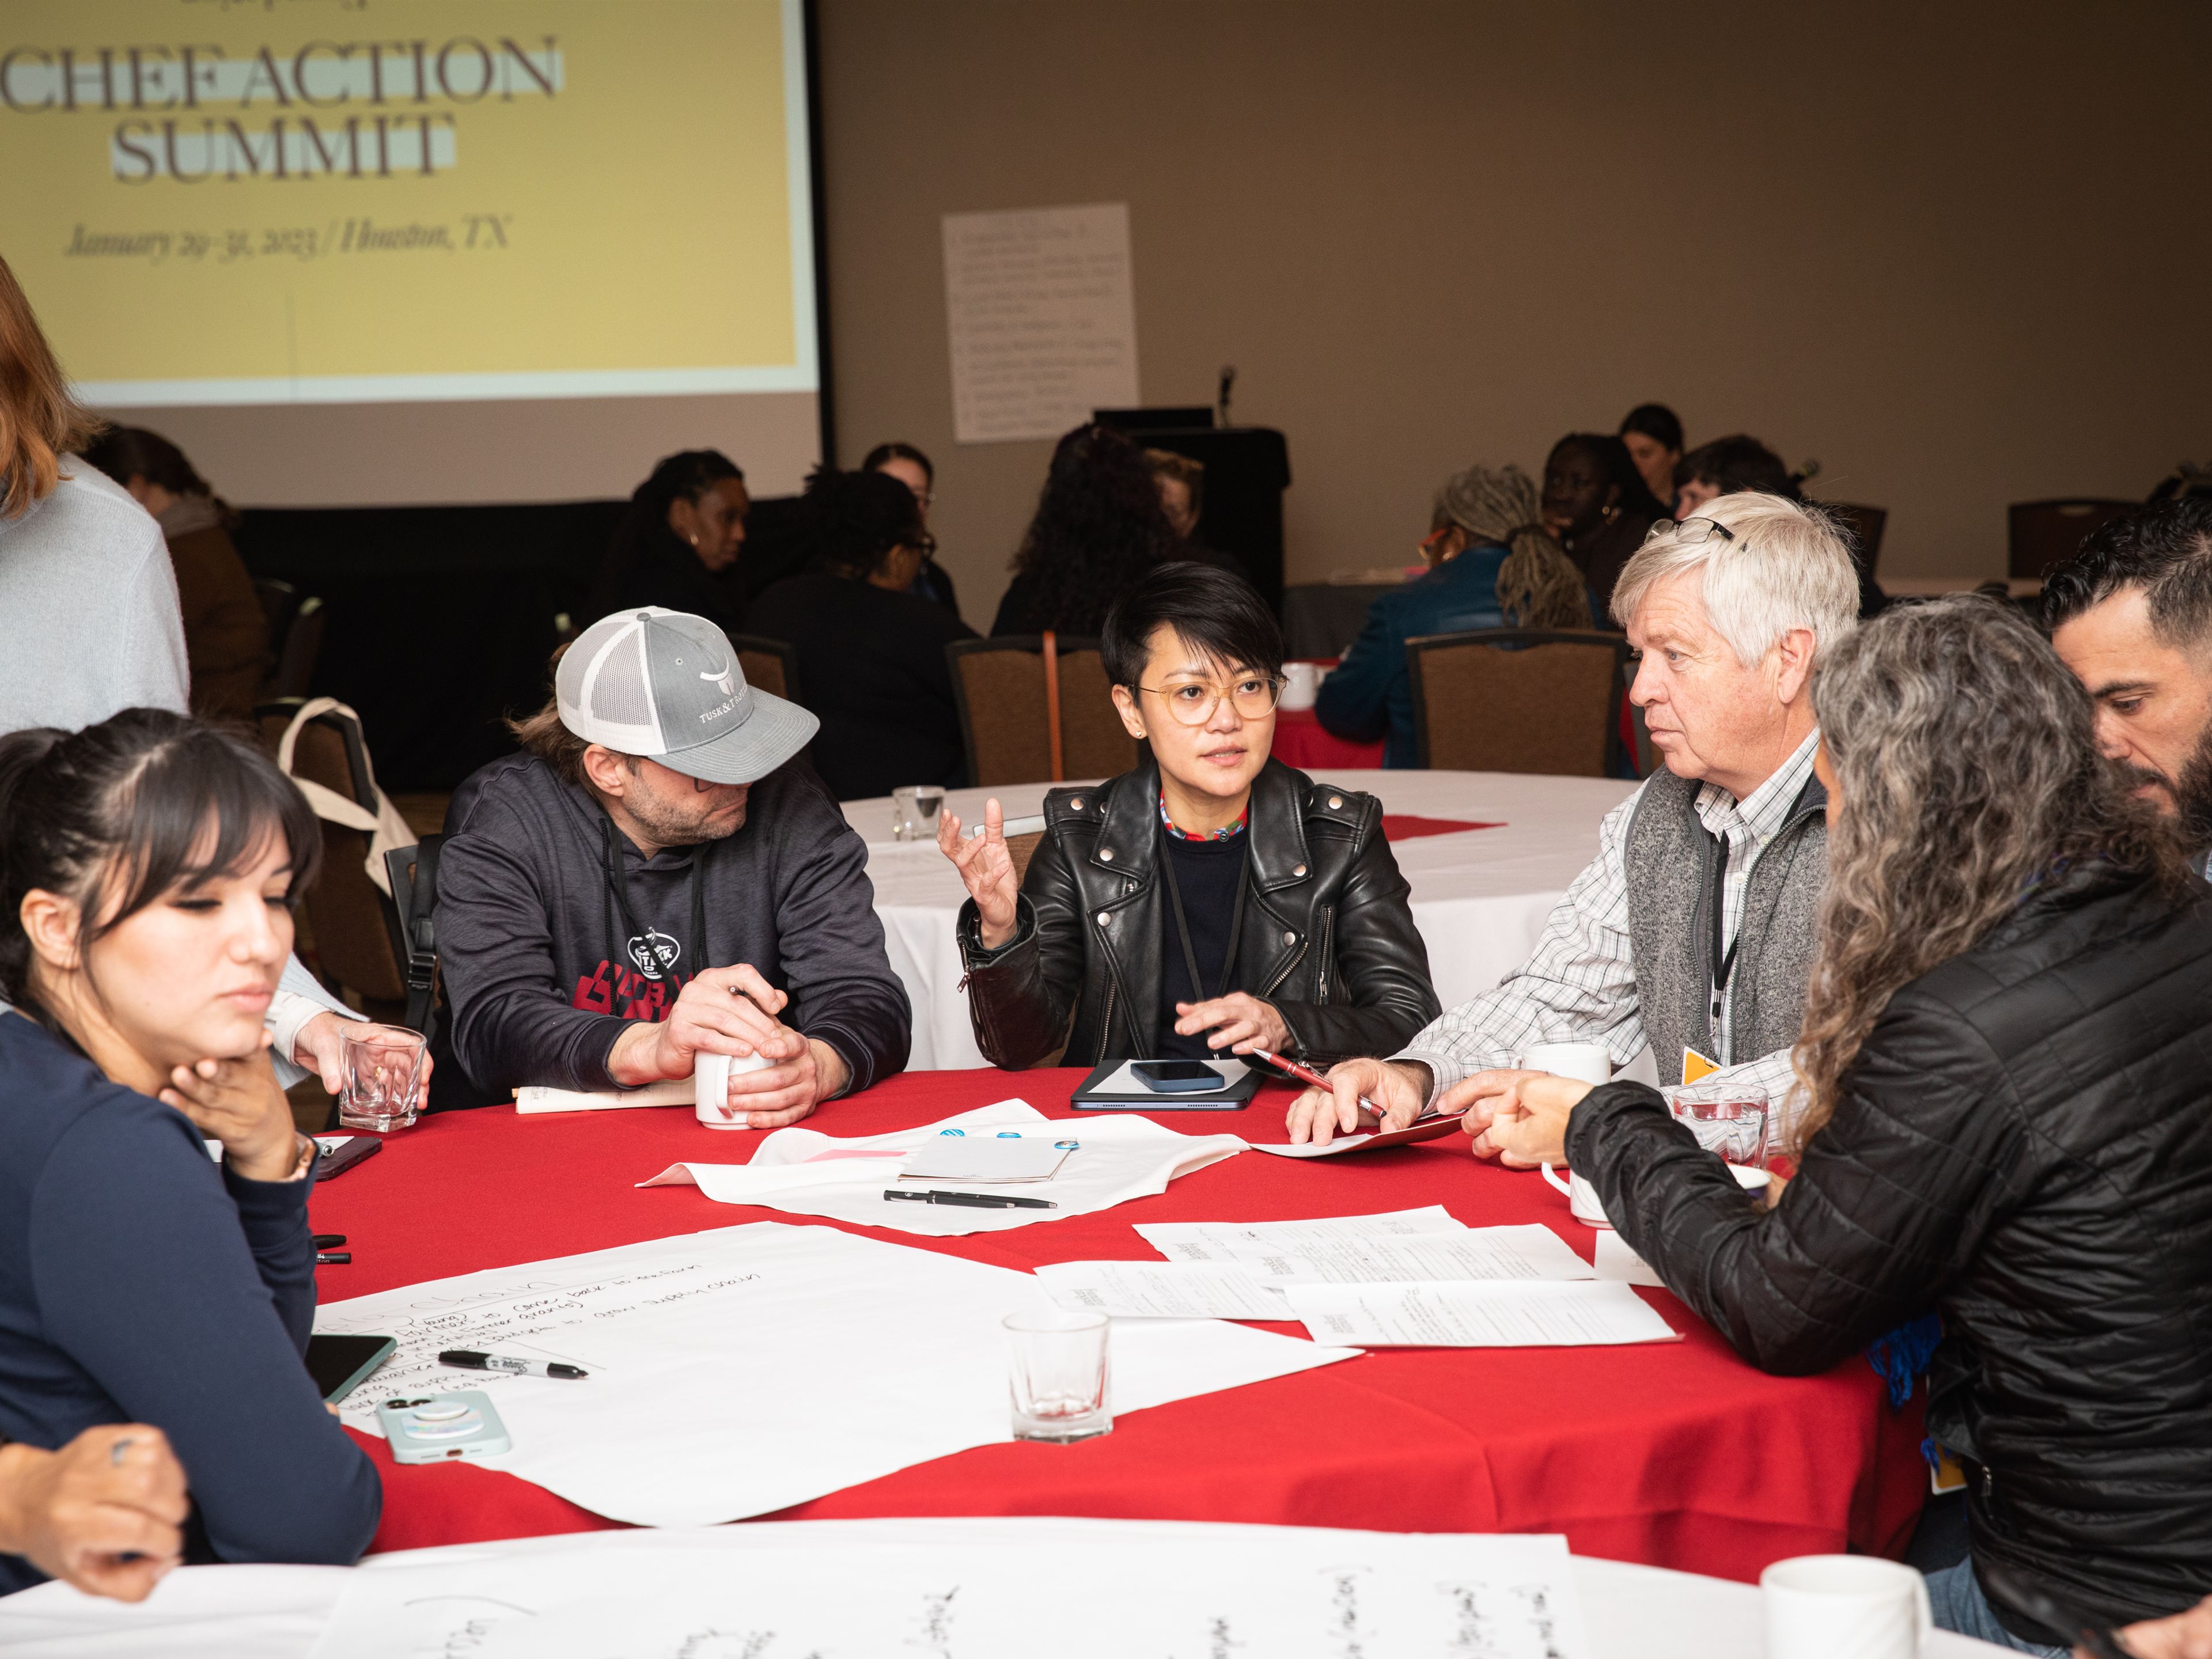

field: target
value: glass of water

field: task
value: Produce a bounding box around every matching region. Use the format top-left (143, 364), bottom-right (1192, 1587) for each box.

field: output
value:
top-left (1004, 1308), bottom-right (1111, 1442)
top-left (1671, 1082), bottom-right (1770, 1169)
top-left (890, 785), bottom-right (946, 842)
top-left (337, 1027), bottom-right (429, 1133)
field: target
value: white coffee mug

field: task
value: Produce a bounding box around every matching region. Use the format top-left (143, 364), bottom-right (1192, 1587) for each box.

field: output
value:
top-left (1515, 1043), bottom-right (1613, 1226)
top-left (695, 1049), bottom-right (775, 1130)
top-left (1279, 661), bottom-right (1321, 711)
top-left (1762, 1555), bottom-right (1931, 1659)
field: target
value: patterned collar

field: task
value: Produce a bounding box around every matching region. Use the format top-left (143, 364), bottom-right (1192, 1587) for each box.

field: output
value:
top-left (1160, 791), bottom-right (1248, 842)
top-left (1694, 728), bottom-right (1822, 849)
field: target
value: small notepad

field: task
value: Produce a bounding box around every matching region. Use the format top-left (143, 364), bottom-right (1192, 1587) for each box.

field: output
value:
top-left (896, 1136), bottom-right (1074, 1184)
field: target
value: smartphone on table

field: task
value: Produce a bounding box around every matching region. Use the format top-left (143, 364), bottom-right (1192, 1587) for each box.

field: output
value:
top-left (304, 1333), bottom-right (396, 1403)
top-left (375, 1391), bottom-right (513, 1464)
top-left (1130, 1060), bottom-right (1228, 1093)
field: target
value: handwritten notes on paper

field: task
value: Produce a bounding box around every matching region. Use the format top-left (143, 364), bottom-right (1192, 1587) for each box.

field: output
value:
top-left (305, 1515), bottom-right (1594, 1659)
top-left (1283, 1279), bottom-right (1680, 1348)
top-left (313, 1222), bottom-right (1354, 1527)
top-left (942, 203), bottom-right (1140, 444)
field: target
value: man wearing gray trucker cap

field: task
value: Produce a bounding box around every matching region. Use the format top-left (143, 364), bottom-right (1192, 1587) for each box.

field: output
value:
top-left (431, 607), bottom-right (911, 1120)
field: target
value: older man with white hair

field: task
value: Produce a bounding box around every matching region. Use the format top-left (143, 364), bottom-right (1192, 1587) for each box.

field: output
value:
top-left (1289, 491), bottom-right (1863, 1144)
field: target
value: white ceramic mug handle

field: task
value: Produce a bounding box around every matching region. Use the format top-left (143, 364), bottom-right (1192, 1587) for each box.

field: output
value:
top-left (1540, 1162), bottom-right (1573, 1198)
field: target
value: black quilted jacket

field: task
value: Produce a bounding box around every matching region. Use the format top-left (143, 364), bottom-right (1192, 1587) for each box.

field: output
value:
top-left (1568, 861), bottom-right (2212, 1642)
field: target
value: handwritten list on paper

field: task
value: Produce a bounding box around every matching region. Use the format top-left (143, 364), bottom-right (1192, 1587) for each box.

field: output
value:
top-left (942, 202), bottom-right (1140, 444)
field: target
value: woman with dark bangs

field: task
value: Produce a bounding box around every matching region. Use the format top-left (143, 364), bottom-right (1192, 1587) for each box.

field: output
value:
top-left (0, 710), bottom-right (380, 1599)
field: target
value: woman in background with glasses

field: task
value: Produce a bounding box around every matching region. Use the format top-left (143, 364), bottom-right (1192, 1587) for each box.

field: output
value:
top-left (862, 441), bottom-right (962, 619)
top-left (940, 561), bottom-right (1440, 1070)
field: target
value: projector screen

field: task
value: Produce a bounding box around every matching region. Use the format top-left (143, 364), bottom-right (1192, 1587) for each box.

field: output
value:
top-left (3, 0), bottom-right (821, 503)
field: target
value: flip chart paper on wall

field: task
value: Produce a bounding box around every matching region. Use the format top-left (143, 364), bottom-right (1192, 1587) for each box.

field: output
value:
top-left (291, 1517), bottom-right (1589, 1659)
top-left (639, 1100), bottom-right (1244, 1234)
top-left (313, 1222), bottom-right (1355, 1527)
top-left (942, 202), bottom-right (1139, 444)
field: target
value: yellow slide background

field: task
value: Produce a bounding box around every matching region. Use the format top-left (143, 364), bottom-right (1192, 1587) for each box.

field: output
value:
top-left (2, 0), bottom-right (799, 392)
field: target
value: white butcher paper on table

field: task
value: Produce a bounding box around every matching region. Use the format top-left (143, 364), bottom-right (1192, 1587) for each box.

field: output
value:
top-left (1285, 1279), bottom-right (1681, 1348)
top-left (1035, 1259), bottom-right (1293, 1320)
top-left (1135, 1205), bottom-right (1466, 1261)
top-left (1224, 1224), bottom-right (1596, 1284)
top-left (301, 1517), bottom-right (1592, 1659)
top-left (637, 1099), bottom-right (1244, 1234)
top-left (312, 1222), bottom-right (1355, 1528)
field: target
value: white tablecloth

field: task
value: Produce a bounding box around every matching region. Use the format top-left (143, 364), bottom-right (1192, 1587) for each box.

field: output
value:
top-left (843, 770), bottom-right (1640, 1071)
top-left (0, 1521), bottom-right (2009, 1658)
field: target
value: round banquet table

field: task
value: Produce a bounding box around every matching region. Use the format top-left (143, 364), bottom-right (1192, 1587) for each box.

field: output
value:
top-left (846, 769), bottom-right (1641, 1070)
top-left (315, 1068), bottom-right (1929, 1581)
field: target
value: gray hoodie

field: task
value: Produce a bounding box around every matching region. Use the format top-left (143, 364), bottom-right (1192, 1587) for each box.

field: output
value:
top-left (433, 753), bottom-right (910, 1105)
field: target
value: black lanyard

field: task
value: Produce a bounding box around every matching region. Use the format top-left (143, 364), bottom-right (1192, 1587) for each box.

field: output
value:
top-left (599, 812), bottom-right (709, 984)
top-left (1709, 830), bottom-right (1739, 1023)
top-left (1157, 827), bottom-right (1251, 1002)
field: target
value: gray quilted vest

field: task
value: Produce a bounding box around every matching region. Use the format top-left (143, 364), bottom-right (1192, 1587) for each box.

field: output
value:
top-left (1622, 766), bottom-right (1828, 1088)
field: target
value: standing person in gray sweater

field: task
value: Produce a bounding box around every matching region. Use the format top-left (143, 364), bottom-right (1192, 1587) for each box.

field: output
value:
top-left (434, 608), bottom-right (911, 1120)
top-left (1284, 492), bottom-right (1863, 1146)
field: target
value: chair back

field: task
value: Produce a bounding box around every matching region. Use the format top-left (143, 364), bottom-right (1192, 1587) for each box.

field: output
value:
top-left (2008, 499), bottom-right (2138, 579)
top-left (1824, 503), bottom-right (1888, 576)
top-left (1005, 830), bottom-right (1045, 887)
top-left (385, 835), bottom-right (447, 1040)
top-left (729, 632), bottom-right (801, 703)
top-left (1406, 629), bottom-right (1631, 777)
top-left (947, 635), bottom-right (1138, 786)
top-left (260, 701), bottom-right (409, 1013)
top-left (269, 594), bottom-right (327, 699)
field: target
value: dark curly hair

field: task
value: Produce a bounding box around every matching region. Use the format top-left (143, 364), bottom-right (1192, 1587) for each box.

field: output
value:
top-left (805, 465), bottom-right (924, 579)
top-left (1007, 425), bottom-right (1184, 634)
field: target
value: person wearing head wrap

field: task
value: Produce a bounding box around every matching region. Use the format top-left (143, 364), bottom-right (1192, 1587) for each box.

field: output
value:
top-left (1315, 464), bottom-right (1593, 767)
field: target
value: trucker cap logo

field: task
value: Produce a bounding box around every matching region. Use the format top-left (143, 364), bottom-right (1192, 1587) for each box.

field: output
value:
top-left (699, 659), bottom-right (736, 698)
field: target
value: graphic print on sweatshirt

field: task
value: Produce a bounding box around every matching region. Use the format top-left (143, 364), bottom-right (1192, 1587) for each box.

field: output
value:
top-left (571, 929), bottom-right (691, 1021)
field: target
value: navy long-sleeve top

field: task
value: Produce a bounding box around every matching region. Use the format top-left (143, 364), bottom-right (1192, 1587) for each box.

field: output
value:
top-left (0, 1013), bottom-right (380, 1596)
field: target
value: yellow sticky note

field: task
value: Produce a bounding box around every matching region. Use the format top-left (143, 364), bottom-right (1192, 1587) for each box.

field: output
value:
top-left (1681, 1048), bottom-right (1720, 1084)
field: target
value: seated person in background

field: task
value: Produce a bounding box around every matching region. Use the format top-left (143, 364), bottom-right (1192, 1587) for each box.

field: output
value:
top-left (1540, 432), bottom-right (1668, 613)
top-left (0, 711), bottom-right (381, 1597)
top-left (434, 608), bottom-right (910, 1122)
top-left (1674, 435), bottom-right (1885, 618)
top-left (992, 424), bottom-right (1189, 637)
top-left (588, 450), bottom-right (750, 635)
top-left (863, 441), bottom-right (961, 617)
top-left (745, 468), bottom-right (977, 800)
top-left (79, 427), bottom-right (268, 722)
top-left (1315, 464), bottom-right (1592, 767)
top-left (1146, 448), bottom-right (1205, 540)
top-left (1463, 597), bottom-right (2212, 1654)
top-left (943, 562), bottom-right (1439, 1070)
top-left (1290, 493), bottom-right (1861, 1144)
top-left (1617, 403), bottom-right (1684, 511)
top-left (2042, 497), bottom-right (2212, 868)
top-left (0, 1424), bottom-right (188, 1603)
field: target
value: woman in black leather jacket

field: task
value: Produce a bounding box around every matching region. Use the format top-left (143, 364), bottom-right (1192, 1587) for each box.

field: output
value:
top-left (1446, 597), bottom-right (2212, 1653)
top-left (940, 562), bottom-right (1439, 1071)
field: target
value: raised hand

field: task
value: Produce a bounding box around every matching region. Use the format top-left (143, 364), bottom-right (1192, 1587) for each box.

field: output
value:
top-left (937, 797), bottom-right (1021, 949)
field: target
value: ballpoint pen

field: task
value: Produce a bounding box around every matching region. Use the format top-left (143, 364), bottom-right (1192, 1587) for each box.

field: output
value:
top-left (883, 1189), bottom-right (1058, 1210)
top-left (1247, 1049), bottom-right (1464, 1128)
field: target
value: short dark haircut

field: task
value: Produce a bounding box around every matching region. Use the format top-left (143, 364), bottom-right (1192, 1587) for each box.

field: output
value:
top-left (2041, 497), bottom-right (2212, 646)
top-left (1100, 560), bottom-right (1282, 688)
top-left (861, 441), bottom-right (933, 484)
top-left (804, 465), bottom-right (925, 579)
top-left (1619, 403), bottom-right (1683, 454)
top-left (0, 710), bottom-right (321, 1017)
top-left (1677, 434), bottom-right (1797, 500)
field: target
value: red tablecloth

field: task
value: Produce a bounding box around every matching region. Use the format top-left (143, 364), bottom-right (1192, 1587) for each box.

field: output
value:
top-left (313, 1070), bottom-right (1926, 1579)
top-left (1272, 706), bottom-right (1384, 770)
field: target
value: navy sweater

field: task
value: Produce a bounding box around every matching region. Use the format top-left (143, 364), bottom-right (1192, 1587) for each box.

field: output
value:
top-left (0, 1014), bottom-right (380, 1596)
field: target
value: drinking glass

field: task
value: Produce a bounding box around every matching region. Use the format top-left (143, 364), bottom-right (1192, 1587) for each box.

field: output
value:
top-left (1671, 1082), bottom-right (1770, 1169)
top-left (1004, 1308), bottom-right (1111, 1442)
top-left (337, 1028), bottom-right (429, 1133)
top-left (891, 785), bottom-right (946, 841)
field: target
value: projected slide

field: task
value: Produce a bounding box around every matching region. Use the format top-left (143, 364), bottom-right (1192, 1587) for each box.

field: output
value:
top-left (2, 0), bottom-right (816, 406)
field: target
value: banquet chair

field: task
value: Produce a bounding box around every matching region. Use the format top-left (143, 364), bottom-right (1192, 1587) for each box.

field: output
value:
top-left (1824, 503), bottom-right (1888, 577)
top-left (385, 836), bottom-right (448, 1044)
top-left (946, 635), bottom-right (1138, 787)
top-left (1406, 629), bottom-right (1631, 777)
top-left (267, 593), bottom-right (328, 700)
top-left (729, 633), bottom-right (801, 703)
top-left (2009, 498), bottom-right (2138, 579)
top-left (1006, 831), bottom-right (1045, 886)
top-left (256, 700), bottom-right (410, 1021)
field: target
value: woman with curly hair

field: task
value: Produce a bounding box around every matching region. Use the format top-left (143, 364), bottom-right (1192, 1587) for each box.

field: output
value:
top-left (1456, 596), bottom-right (2212, 1654)
top-left (990, 424), bottom-right (1189, 637)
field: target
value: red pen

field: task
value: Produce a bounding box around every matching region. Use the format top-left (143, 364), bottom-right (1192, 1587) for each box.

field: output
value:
top-left (1247, 1049), bottom-right (1467, 1128)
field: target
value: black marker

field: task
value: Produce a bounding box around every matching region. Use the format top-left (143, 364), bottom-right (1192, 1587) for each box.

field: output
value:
top-left (316, 1252), bottom-right (351, 1265)
top-left (439, 1349), bottom-right (589, 1380)
top-left (884, 1189), bottom-right (1058, 1210)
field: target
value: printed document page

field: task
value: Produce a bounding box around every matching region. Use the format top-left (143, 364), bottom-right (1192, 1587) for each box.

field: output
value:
top-left (1136, 1206), bottom-right (1465, 1262)
top-left (1224, 1224), bottom-right (1594, 1284)
top-left (1035, 1260), bottom-right (1290, 1320)
top-left (1283, 1279), bottom-right (1680, 1347)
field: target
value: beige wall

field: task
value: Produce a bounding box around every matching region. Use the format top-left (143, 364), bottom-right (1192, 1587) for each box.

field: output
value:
top-left (817, 0), bottom-right (2212, 629)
